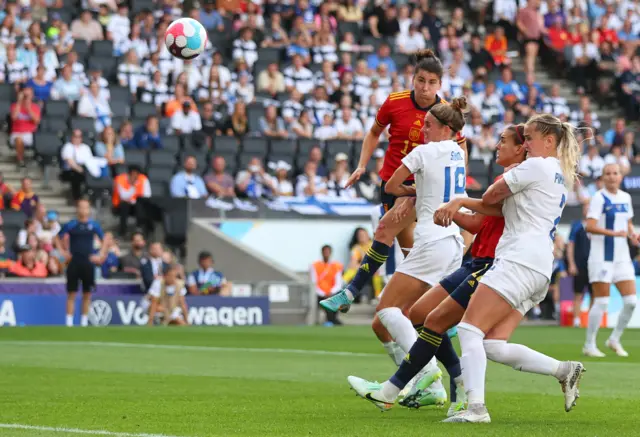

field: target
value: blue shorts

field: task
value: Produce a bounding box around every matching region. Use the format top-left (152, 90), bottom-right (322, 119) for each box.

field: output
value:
top-left (439, 257), bottom-right (494, 309)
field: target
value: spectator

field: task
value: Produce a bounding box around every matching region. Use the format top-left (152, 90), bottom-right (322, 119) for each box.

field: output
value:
top-left (366, 43), bottom-right (396, 74)
top-left (495, 66), bottom-right (524, 106)
top-left (546, 16), bottom-right (571, 54)
top-left (51, 64), bottom-right (83, 102)
top-left (257, 62), bottom-right (285, 95)
top-left (310, 244), bottom-right (344, 326)
top-left (133, 115), bottom-right (163, 149)
top-left (200, 0), bottom-right (225, 32)
top-left (94, 126), bottom-right (125, 171)
top-left (284, 54), bottom-right (314, 95)
top-left (10, 87), bottom-right (40, 167)
top-left (468, 33), bottom-right (494, 72)
top-left (171, 101), bottom-right (202, 135)
top-left (114, 22), bottom-right (149, 59)
top-left (71, 10), bottom-right (104, 42)
top-left (119, 232), bottom-right (146, 278)
top-left (579, 144), bottom-right (605, 178)
top-left (542, 83), bottom-right (571, 118)
top-left (0, 172), bottom-right (14, 206)
top-left (117, 50), bottom-right (145, 94)
top-left (619, 55), bottom-right (640, 121)
top-left (335, 108), bottom-right (364, 140)
top-left (106, 3), bottom-right (130, 45)
top-left (10, 177), bottom-right (39, 218)
top-left (77, 81), bottom-right (112, 134)
top-left (259, 105), bottom-right (288, 138)
top-left (235, 157), bottom-right (276, 199)
top-left (485, 26), bottom-right (509, 67)
top-left (8, 245), bottom-right (47, 278)
top-left (622, 132), bottom-right (639, 164)
top-left (327, 153), bottom-right (356, 199)
top-left (223, 101), bottom-right (249, 137)
top-left (296, 161), bottom-right (328, 197)
top-left (16, 219), bottom-right (38, 248)
top-left (64, 51), bottom-right (87, 84)
top-left (338, 0), bottom-right (363, 23)
top-left (396, 23), bottom-right (426, 54)
top-left (314, 113), bottom-right (338, 141)
top-left (604, 118), bottom-right (627, 148)
top-left (198, 66), bottom-right (225, 105)
top-left (270, 161), bottom-right (294, 197)
top-left (3, 46), bottom-right (28, 87)
top-left (471, 81), bottom-right (505, 123)
top-left (261, 13), bottom-right (290, 48)
top-left (516, 0), bottom-right (545, 73)
top-left (291, 110), bottom-right (314, 139)
top-left (233, 27), bottom-right (258, 68)
top-left (570, 31), bottom-right (600, 94)
top-left (199, 102), bottom-right (221, 146)
top-left (187, 251), bottom-right (231, 296)
top-left (112, 165), bottom-right (152, 237)
top-left (165, 83), bottom-right (198, 118)
top-left (118, 121), bottom-right (136, 149)
top-left (204, 156), bottom-right (235, 198)
top-left (25, 65), bottom-right (53, 103)
top-left (570, 96), bottom-right (601, 130)
top-left (146, 263), bottom-right (189, 326)
top-left (604, 145), bottom-right (631, 176)
top-left (98, 232), bottom-right (121, 279)
top-left (170, 156), bottom-right (207, 199)
top-left (141, 241), bottom-right (167, 292)
top-left (60, 129), bottom-right (94, 200)
top-left (0, 230), bottom-right (16, 276)
top-left (471, 123), bottom-right (499, 164)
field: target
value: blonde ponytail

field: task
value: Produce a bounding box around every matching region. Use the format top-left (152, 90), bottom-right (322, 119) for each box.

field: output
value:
top-left (558, 122), bottom-right (581, 190)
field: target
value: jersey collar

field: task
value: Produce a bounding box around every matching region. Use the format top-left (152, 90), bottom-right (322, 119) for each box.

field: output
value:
top-left (410, 91), bottom-right (441, 112)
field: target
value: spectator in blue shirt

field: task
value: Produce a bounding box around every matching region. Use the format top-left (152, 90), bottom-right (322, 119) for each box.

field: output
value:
top-left (26, 65), bottom-right (53, 103)
top-left (99, 232), bottom-right (120, 279)
top-left (366, 43), bottom-right (397, 74)
top-left (187, 251), bottom-right (231, 295)
top-left (133, 115), bottom-right (163, 149)
top-left (603, 118), bottom-right (627, 147)
top-left (199, 1), bottom-right (224, 32)
top-left (55, 198), bottom-right (108, 327)
top-left (170, 156), bottom-right (207, 198)
top-left (566, 202), bottom-right (592, 327)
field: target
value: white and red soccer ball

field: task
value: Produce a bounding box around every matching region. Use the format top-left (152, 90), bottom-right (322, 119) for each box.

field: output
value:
top-left (164, 18), bottom-right (208, 60)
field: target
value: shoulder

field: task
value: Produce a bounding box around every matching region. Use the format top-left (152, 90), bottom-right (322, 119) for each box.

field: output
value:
top-left (383, 90), bottom-right (412, 106)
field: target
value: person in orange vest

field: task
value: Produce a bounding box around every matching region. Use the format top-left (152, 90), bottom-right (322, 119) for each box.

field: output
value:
top-left (112, 165), bottom-right (152, 237)
top-left (310, 245), bottom-right (344, 326)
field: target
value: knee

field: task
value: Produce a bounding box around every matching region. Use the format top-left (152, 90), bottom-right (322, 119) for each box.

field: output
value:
top-left (424, 307), bottom-right (449, 334)
top-left (623, 294), bottom-right (637, 309)
top-left (592, 296), bottom-right (609, 311)
top-left (373, 226), bottom-right (392, 245)
top-left (483, 339), bottom-right (508, 363)
top-left (408, 304), bottom-right (425, 326)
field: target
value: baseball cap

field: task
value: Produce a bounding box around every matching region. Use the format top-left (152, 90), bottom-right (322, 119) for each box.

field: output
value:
top-left (335, 152), bottom-right (349, 162)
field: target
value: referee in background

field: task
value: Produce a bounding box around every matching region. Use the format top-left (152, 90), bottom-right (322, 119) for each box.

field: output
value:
top-left (55, 198), bottom-right (108, 327)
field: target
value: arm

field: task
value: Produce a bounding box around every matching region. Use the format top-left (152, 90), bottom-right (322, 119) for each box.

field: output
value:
top-left (147, 297), bottom-right (158, 326)
top-left (346, 122), bottom-right (385, 187)
top-left (585, 218), bottom-right (626, 237)
top-left (452, 211), bottom-right (486, 234)
top-left (180, 292), bottom-right (189, 324)
top-left (482, 177), bottom-right (512, 205)
top-left (628, 219), bottom-right (639, 245)
top-left (329, 268), bottom-right (343, 295)
top-left (566, 241), bottom-right (578, 275)
top-left (384, 164), bottom-right (416, 197)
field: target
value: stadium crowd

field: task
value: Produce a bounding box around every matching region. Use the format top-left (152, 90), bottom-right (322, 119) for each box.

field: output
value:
top-left (0, 0), bottom-right (638, 282)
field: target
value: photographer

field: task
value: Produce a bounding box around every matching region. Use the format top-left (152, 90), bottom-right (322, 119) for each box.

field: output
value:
top-left (146, 264), bottom-right (189, 326)
top-left (235, 157), bottom-right (277, 199)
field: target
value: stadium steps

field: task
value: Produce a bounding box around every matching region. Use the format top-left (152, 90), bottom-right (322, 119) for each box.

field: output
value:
top-left (0, 136), bottom-right (77, 223)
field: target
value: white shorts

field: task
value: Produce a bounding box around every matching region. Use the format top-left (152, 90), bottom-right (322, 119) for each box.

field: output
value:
top-left (480, 258), bottom-right (550, 315)
top-left (10, 132), bottom-right (33, 147)
top-left (395, 235), bottom-right (463, 286)
top-left (588, 260), bottom-right (635, 284)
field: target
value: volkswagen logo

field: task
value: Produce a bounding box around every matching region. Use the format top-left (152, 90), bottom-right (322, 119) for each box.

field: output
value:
top-left (89, 300), bottom-right (113, 326)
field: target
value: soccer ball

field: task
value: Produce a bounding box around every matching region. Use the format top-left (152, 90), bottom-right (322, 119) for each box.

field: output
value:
top-left (165, 18), bottom-right (208, 60)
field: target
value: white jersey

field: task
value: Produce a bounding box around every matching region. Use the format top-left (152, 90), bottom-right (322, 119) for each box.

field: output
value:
top-left (401, 139), bottom-right (466, 244)
top-left (499, 157), bottom-right (568, 279)
top-left (587, 188), bottom-right (633, 263)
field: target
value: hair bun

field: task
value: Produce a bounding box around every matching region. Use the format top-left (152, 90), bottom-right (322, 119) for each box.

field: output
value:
top-left (450, 97), bottom-right (469, 113)
top-left (412, 49), bottom-right (436, 65)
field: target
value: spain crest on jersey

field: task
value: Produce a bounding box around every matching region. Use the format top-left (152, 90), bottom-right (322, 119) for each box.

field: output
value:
top-left (409, 127), bottom-right (421, 142)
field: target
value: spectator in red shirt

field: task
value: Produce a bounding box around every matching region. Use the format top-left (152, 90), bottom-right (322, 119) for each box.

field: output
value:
top-left (8, 245), bottom-right (48, 278)
top-left (10, 87), bottom-right (41, 167)
top-left (11, 177), bottom-right (39, 218)
top-left (546, 16), bottom-right (571, 53)
top-left (485, 26), bottom-right (509, 66)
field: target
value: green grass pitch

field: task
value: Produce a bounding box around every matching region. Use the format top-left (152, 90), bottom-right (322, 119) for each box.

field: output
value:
top-left (0, 325), bottom-right (638, 437)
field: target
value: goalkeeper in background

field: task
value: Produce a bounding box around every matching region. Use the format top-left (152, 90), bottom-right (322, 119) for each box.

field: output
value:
top-left (187, 251), bottom-right (232, 296)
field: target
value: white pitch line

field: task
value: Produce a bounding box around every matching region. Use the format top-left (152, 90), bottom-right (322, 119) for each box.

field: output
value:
top-left (0, 340), bottom-right (381, 358)
top-left (0, 423), bottom-right (189, 437)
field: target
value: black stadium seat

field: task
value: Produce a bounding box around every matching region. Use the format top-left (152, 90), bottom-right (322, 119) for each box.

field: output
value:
top-left (242, 138), bottom-right (268, 156)
top-left (132, 102), bottom-right (157, 118)
top-left (270, 139), bottom-right (296, 155)
top-left (147, 167), bottom-right (175, 183)
top-left (326, 140), bottom-right (352, 156)
top-left (214, 136), bottom-right (240, 154)
top-left (124, 150), bottom-right (148, 169)
top-left (147, 151), bottom-right (177, 169)
top-left (162, 135), bottom-right (182, 154)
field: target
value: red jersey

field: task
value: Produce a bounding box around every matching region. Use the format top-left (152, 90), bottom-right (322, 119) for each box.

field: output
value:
top-left (471, 176), bottom-right (505, 259)
top-left (375, 91), bottom-right (444, 181)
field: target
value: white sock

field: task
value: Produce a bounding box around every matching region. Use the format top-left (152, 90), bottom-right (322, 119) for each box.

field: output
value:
top-left (458, 322), bottom-right (486, 406)
top-left (573, 316), bottom-right (581, 327)
top-left (382, 341), bottom-right (405, 366)
top-left (585, 296), bottom-right (608, 348)
top-left (66, 315), bottom-right (73, 327)
top-left (377, 307), bottom-right (417, 354)
top-left (80, 315), bottom-right (89, 327)
top-left (609, 295), bottom-right (637, 343)
top-left (381, 380), bottom-right (401, 399)
top-left (484, 339), bottom-right (561, 379)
